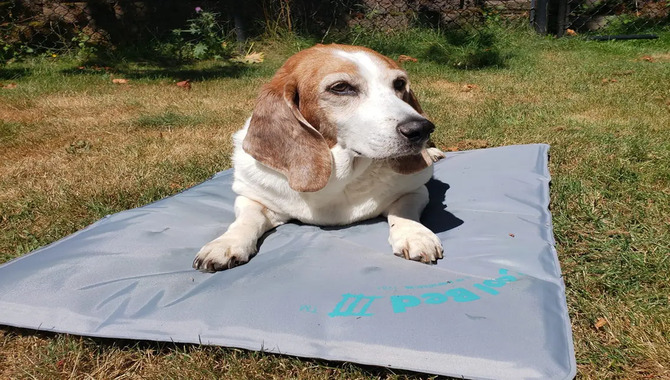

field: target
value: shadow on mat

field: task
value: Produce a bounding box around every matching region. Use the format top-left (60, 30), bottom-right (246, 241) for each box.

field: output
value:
top-left (422, 177), bottom-right (463, 233)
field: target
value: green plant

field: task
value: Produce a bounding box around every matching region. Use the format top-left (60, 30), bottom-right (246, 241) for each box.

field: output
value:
top-left (71, 31), bottom-right (97, 61)
top-left (171, 8), bottom-right (234, 61)
top-left (0, 2), bottom-right (33, 63)
top-left (1, 37), bottom-right (33, 63)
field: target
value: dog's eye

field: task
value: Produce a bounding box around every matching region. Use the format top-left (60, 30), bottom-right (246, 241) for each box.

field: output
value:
top-left (393, 78), bottom-right (407, 92)
top-left (329, 82), bottom-right (357, 95)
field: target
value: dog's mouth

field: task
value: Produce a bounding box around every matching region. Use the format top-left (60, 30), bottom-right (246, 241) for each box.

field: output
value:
top-left (352, 147), bottom-right (421, 160)
top-left (351, 139), bottom-right (427, 160)
top-left (390, 148), bottom-right (425, 160)
top-left (394, 140), bottom-right (428, 157)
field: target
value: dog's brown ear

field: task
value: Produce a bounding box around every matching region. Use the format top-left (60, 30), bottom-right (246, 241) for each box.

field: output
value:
top-left (403, 88), bottom-right (424, 115)
top-left (243, 78), bottom-right (332, 192)
top-left (390, 88), bottom-right (433, 174)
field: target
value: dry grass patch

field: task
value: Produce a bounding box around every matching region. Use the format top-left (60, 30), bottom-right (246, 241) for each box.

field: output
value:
top-left (0, 329), bottom-right (426, 379)
top-left (421, 79), bottom-right (485, 109)
top-left (0, 74), bottom-right (260, 263)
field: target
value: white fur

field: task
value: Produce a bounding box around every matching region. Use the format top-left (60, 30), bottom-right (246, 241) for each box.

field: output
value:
top-left (193, 48), bottom-right (444, 272)
top-left (330, 50), bottom-right (421, 159)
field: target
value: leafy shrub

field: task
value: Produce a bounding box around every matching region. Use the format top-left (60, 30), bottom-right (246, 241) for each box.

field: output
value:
top-left (171, 8), bottom-right (235, 61)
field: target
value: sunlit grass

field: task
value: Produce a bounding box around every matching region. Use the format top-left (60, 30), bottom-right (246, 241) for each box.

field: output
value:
top-left (1, 28), bottom-right (669, 379)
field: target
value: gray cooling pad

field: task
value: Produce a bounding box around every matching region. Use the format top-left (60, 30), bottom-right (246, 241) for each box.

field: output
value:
top-left (0, 144), bottom-right (576, 380)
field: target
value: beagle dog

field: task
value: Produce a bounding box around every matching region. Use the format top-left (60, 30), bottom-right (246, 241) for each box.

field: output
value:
top-left (193, 44), bottom-right (445, 272)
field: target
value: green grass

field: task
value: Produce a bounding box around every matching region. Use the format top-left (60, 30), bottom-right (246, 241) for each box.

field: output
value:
top-left (0, 120), bottom-right (22, 143)
top-left (1, 27), bottom-right (669, 379)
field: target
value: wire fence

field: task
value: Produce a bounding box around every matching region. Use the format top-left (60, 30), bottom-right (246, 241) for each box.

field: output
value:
top-left (532, 0), bottom-right (669, 36)
top-left (564, 0), bottom-right (669, 36)
top-left (2, 0), bottom-right (669, 60)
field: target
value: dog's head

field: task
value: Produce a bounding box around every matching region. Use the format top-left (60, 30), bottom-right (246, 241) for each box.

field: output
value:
top-left (243, 44), bottom-right (435, 192)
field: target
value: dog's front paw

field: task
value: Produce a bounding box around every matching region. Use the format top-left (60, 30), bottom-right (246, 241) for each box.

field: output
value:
top-left (426, 147), bottom-right (445, 163)
top-left (389, 222), bottom-right (443, 263)
top-left (193, 235), bottom-right (256, 272)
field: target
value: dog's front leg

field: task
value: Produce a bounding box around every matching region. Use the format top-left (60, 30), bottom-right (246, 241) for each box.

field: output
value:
top-left (193, 196), bottom-right (288, 272)
top-left (385, 186), bottom-right (444, 263)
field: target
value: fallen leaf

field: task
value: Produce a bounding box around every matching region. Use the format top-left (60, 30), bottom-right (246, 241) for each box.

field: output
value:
top-left (641, 56), bottom-right (655, 62)
top-left (176, 80), bottom-right (191, 90)
top-left (565, 29), bottom-right (577, 36)
top-left (461, 84), bottom-right (479, 92)
top-left (231, 52), bottom-right (264, 64)
top-left (398, 54), bottom-right (418, 63)
top-left (594, 317), bottom-right (608, 329)
top-left (112, 78), bottom-right (129, 84)
top-left (1, 83), bottom-right (17, 89)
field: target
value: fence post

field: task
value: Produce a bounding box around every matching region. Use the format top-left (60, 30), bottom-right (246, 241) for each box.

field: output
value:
top-left (554, 0), bottom-right (569, 36)
top-left (531, 0), bottom-right (549, 34)
top-left (232, 3), bottom-right (248, 51)
top-left (532, 0), bottom-right (569, 36)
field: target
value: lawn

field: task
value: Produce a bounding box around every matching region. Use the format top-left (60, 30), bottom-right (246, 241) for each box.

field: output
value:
top-left (1, 28), bottom-right (669, 379)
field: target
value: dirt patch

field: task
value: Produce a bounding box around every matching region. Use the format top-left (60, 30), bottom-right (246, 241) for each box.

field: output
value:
top-left (444, 139), bottom-right (489, 151)
top-left (650, 53), bottom-right (670, 62)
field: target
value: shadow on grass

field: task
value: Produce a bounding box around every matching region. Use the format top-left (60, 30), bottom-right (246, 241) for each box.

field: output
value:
top-left (60, 62), bottom-right (260, 81)
top-left (57, 44), bottom-right (268, 81)
top-left (121, 64), bottom-right (259, 81)
top-left (341, 26), bottom-right (512, 70)
top-left (0, 67), bottom-right (31, 80)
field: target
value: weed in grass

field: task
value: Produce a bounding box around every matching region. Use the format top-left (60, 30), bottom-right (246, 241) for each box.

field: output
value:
top-left (170, 8), bottom-right (236, 61)
top-left (0, 120), bottom-right (22, 143)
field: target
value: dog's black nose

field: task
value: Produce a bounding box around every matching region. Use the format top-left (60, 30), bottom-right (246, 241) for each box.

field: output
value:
top-left (397, 119), bottom-right (435, 143)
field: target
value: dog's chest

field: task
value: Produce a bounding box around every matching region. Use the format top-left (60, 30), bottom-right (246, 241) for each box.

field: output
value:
top-left (292, 153), bottom-right (428, 224)
top-left (306, 159), bottom-right (396, 205)
top-left (232, 131), bottom-right (431, 225)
